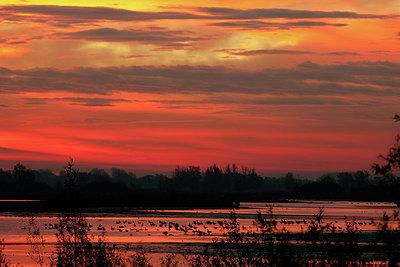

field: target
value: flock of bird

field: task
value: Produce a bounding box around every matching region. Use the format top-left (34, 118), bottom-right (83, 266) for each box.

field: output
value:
top-left (15, 216), bottom-right (381, 236)
top-left (278, 218), bottom-right (376, 231)
top-left (15, 216), bottom-right (229, 236)
top-left (92, 219), bottom-right (225, 237)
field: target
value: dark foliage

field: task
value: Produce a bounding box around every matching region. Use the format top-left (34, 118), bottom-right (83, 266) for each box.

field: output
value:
top-left (0, 155), bottom-right (397, 210)
top-left (294, 179), bottom-right (344, 199)
top-left (49, 213), bottom-right (125, 267)
top-left (372, 114), bottom-right (400, 177)
top-left (184, 208), bottom-right (400, 266)
top-left (0, 238), bottom-right (10, 267)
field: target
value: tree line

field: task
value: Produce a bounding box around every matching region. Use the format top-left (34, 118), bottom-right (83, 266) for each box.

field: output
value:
top-left (0, 161), bottom-right (398, 208)
top-left (0, 113), bottom-right (399, 208)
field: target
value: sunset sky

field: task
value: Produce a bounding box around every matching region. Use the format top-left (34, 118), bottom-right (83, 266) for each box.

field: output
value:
top-left (0, 0), bottom-right (399, 175)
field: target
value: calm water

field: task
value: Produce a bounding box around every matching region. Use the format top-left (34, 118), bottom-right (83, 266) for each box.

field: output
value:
top-left (0, 200), bottom-right (398, 266)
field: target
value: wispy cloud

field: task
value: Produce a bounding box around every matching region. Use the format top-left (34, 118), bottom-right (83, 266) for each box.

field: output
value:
top-left (323, 51), bottom-right (361, 56)
top-left (24, 97), bottom-right (131, 106)
top-left (215, 48), bottom-right (314, 56)
top-left (196, 7), bottom-right (395, 19)
top-left (210, 20), bottom-right (348, 30)
top-left (55, 27), bottom-right (204, 47)
top-left (2, 61), bottom-right (399, 97)
top-left (120, 54), bottom-right (154, 59)
top-left (0, 146), bottom-right (59, 156)
top-left (1, 5), bottom-right (396, 25)
top-left (1, 5), bottom-right (200, 23)
top-left (147, 95), bottom-right (351, 106)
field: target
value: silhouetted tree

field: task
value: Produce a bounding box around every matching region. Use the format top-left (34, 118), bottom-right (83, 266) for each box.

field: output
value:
top-left (173, 166), bottom-right (201, 191)
top-left (204, 164), bottom-right (225, 191)
top-left (49, 212), bottom-right (125, 267)
top-left (89, 168), bottom-right (110, 182)
top-left (283, 172), bottom-right (295, 191)
top-left (0, 238), bottom-right (10, 266)
top-left (13, 162), bottom-right (35, 185)
top-left (375, 210), bottom-right (400, 265)
top-left (353, 170), bottom-right (370, 188)
top-left (295, 175), bottom-right (343, 198)
top-left (0, 168), bottom-right (12, 182)
top-left (63, 158), bottom-right (79, 207)
top-left (35, 169), bottom-right (60, 187)
top-left (50, 160), bottom-right (126, 266)
top-left (160, 253), bottom-right (180, 267)
top-left (246, 170), bottom-right (263, 192)
top-left (371, 114), bottom-right (400, 204)
top-left (27, 217), bottom-right (45, 267)
top-left (111, 168), bottom-right (136, 188)
top-left (318, 174), bottom-right (336, 184)
top-left (337, 172), bottom-right (354, 192)
top-left (127, 247), bottom-right (152, 267)
top-left (64, 159), bottom-right (78, 192)
top-left (205, 164), bottom-right (223, 177)
top-left (372, 114), bottom-right (400, 177)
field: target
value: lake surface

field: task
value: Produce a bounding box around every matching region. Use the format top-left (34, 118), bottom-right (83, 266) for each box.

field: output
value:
top-left (0, 200), bottom-right (398, 266)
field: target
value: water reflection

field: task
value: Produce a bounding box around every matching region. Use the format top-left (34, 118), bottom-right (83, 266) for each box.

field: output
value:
top-left (0, 200), bottom-right (398, 265)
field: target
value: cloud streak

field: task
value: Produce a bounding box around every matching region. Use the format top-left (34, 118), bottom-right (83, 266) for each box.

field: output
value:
top-left (148, 95), bottom-right (351, 106)
top-left (1, 61), bottom-right (399, 97)
top-left (25, 97), bottom-right (131, 106)
top-left (323, 52), bottom-right (361, 56)
top-left (1, 5), bottom-right (200, 22)
top-left (196, 7), bottom-right (395, 19)
top-left (55, 27), bottom-right (204, 47)
top-left (0, 146), bottom-right (59, 157)
top-left (215, 48), bottom-right (314, 56)
top-left (210, 20), bottom-right (348, 30)
top-left (1, 5), bottom-right (396, 25)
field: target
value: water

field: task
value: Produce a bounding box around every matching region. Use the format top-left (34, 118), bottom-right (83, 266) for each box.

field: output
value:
top-left (0, 200), bottom-right (398, 266)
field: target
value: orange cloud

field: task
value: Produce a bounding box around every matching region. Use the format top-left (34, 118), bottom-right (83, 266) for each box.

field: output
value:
top-left (0, 1), bottom-right (399, 174)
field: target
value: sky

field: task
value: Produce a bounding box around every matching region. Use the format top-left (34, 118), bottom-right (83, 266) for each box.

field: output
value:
top-left (0, 0), bottom-right (399, 175)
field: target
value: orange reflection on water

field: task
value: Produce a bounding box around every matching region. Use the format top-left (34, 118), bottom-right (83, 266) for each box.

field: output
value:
top-left (0, 200), bottom-right (399, 265)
